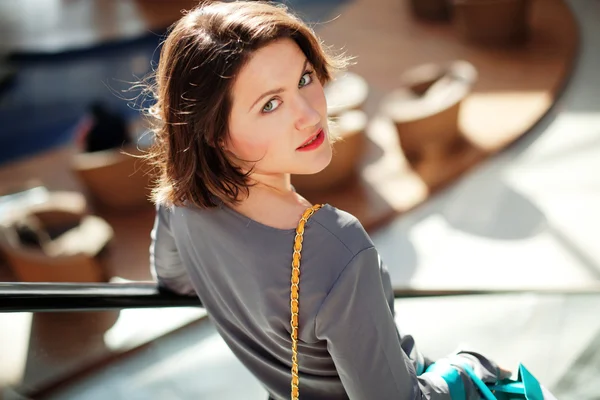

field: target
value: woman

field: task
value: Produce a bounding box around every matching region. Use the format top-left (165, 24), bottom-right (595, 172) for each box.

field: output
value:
top-left (147, 1), bottom-right (506, 399)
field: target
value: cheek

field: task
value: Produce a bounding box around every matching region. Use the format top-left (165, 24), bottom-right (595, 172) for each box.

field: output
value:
top-left (228, 120), bottom-right (280, 161)
top-left (229, 134), bottom-right (269, 160)
top-left (307, 83), bottom-right (328, 117)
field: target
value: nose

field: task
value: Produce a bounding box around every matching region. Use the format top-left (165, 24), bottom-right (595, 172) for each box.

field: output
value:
top-left (293, 93), bottom-right (321, 132)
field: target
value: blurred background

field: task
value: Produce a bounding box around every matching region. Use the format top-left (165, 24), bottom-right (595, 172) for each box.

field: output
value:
top-left (0, 0), bottom-right (598, 399)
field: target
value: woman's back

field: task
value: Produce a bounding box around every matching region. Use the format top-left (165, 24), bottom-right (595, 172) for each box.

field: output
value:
top-left (146, 2), bottom-right (505, 398)
top-left (152, 202), bottom-right (394, 399)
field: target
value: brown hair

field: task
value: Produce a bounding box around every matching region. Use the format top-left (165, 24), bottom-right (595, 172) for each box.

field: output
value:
top-left (143, 0), bottom-right (349, 208)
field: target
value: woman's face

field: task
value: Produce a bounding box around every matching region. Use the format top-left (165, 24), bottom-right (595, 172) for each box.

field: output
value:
top-left (226, 38), bottom-right (332, 178)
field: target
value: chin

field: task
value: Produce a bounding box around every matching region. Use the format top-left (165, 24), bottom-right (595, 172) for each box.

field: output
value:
top-left (295, 144), bottom-right (333, 175)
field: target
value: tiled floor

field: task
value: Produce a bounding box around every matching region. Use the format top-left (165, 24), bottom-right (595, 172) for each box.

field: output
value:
top-left (35, 0), bottom-right (600, 399)
top-left (42, 294), bottom-right (600, 400)
top-left (371, 0), bottom-right (600, 291)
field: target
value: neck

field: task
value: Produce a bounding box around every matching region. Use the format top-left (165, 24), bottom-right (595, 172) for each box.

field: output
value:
top-left (227, 172), bottom-right (312, 230)
top-left (243, 171), bottom-right (308, 210)
top-left (249, 172), bottom-right (294, 195)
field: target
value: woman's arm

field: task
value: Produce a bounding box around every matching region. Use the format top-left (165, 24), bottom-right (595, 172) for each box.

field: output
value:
top-left (149, 204), bottom-right (195, 295)
top-left (314, 247), bottom-right (500, 399)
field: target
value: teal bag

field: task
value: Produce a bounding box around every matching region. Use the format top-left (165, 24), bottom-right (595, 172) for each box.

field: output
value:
top-left (462, 363), bottom-right (554, 400)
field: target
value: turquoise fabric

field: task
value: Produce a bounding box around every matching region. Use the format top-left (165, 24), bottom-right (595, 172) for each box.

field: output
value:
top-left (426, 361), bottom-right (466, 400)
top-left (461, 363), bottom-right (546, 400)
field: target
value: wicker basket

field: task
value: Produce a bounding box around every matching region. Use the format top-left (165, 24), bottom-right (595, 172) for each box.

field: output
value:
top-left (453, 0), bottom-right (532, 46)
top-left (382, 60), bottom-right (478, 164)
top-left (325, 72), bottom-right (369, 117)
top-left (410, 0), bottom-right (452, 21)
top-left (0, 191), bottom-right (112, 283)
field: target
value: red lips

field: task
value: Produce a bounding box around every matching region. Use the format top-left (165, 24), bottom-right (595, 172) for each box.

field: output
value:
top-left (296, 129), bottom-right (325, 152)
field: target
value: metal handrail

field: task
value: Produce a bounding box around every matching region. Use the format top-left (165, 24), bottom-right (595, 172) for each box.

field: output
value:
top-left (2, 281), bottom-right (600, 313)
top-left (0, 282), bottom-right (200, 312)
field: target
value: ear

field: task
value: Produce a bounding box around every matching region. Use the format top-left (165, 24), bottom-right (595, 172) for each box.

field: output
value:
top-left (217, 138), bottom-right (236, 161)
top-left (218, 137), bottom-right (235, 155)
top-left (218, 139), bottom-right (245, 168)
top-left (216, 136), bottom-right (226, 149)
top-left (219, 144), bottom-right (229, 157)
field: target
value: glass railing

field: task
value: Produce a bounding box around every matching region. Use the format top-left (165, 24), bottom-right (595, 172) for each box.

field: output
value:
top-left (2, 282), bottom-right (600, 399)
top-left (1, 282), bottom-right (207, 399)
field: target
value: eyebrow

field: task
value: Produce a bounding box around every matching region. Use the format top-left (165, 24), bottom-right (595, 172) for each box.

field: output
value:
top-left (248, 58), bottom-right (310, 112)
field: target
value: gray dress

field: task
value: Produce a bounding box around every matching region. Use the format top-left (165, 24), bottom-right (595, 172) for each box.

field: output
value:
top-left (150, 201), bottom-right (499, 399)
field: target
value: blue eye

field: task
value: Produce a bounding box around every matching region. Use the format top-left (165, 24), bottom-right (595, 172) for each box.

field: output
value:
top-left (299, 71), bottom-right (314, 87)
top-left (262, 98), bottom-right (282, 113)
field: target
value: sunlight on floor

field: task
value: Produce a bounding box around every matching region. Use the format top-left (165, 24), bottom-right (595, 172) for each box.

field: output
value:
top-left (103, 308), bottom-right (205, 351)
top-left (0, 313), bottom-right (32, 387)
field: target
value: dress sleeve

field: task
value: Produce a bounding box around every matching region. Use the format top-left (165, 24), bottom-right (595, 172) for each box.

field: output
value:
top-left (149, 204), bottom-right (195, 296)
top-left (314, 247), bottom-right (501, 399)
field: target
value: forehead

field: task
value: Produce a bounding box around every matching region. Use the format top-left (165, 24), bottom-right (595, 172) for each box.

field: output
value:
top-left (232, 38), bottom-right (306, 102)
